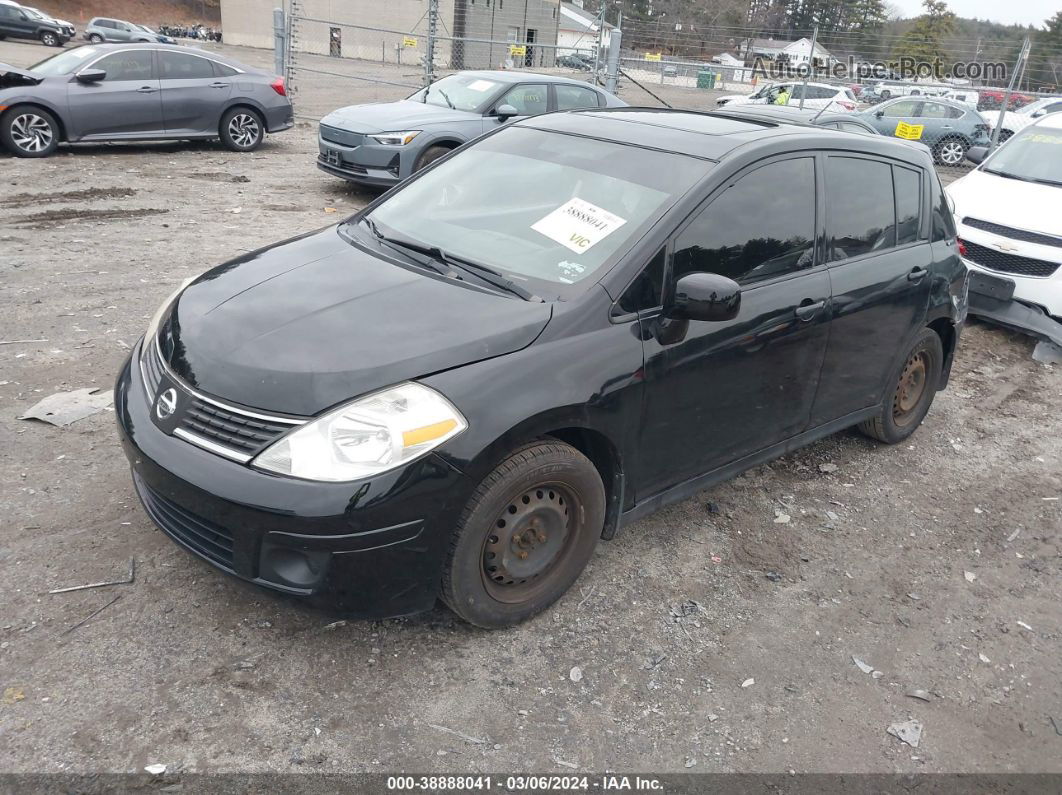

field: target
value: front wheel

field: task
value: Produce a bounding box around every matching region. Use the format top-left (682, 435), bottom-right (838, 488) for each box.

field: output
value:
top-left (1, 106), bottom-right (60, 157)
top-left (88, 33), bottom-right (103, 43)
top-left (441, 441), bottom-right (605, 628)
top-left (40, 30), bottom-right (60, 47)
top-left (933, 137), bottom-right (968, 166)
top-left (859, 328), bottom-right (944, 444)
top-left (219, 107), bottom-right (264, 151)
top-left (413, 144), bottom-right (451, 173)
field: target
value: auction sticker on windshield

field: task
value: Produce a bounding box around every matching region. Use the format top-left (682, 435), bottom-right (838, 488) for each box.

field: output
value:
top-left (467, 79), bottom-right (496, 92)
top-left (532, 198), bottom-right (627, 254)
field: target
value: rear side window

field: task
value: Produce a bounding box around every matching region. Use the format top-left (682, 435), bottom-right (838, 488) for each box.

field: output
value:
top-left (893, 166), bottom-right (922, 245)
top-left (825, 156), bottom-right (896, 260)
top-left (555, 84), bottom-right (601, 110)
top-left (673, 157), bottom-right (816, 285)
top-left (213, 61), bottom-right (238, 77)
top-left (159, 51), bottom-right (214, 80)
top-left (930, 173), bottom-right (955, 241)
top-left (615, 247), bottom-right (666, 315)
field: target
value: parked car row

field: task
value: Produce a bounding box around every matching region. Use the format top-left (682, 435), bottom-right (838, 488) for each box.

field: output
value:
top-left (0, 0), bottom-right (70, 47)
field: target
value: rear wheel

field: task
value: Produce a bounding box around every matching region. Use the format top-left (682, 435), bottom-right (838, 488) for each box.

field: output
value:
top-left (859, 328), bottom-right (943, 444)
top-left (40, 30), bottom-right (59, 47)
top-left (441, 441), bottom-right (605, 628)
top-left (1, 106), bottom-right (60, 157)
top-left (414, 144), bottom-right (451, 173)
top-left (88, 33), bottom-right (103, 43)
top-left (219, 107), bottom-right (264, 151)
top-left (933, 136), bottom-right (967, 166)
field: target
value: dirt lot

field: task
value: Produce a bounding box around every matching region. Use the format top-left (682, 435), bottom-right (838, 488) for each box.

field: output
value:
top-left (1, 38), bottom-right (1060, 777)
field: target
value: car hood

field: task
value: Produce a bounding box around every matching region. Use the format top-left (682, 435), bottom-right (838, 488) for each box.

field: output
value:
top-left (321, 100), bottom-right (475, 133)
top-left (0, 62), bottom-right (43, 87)
top-left (161, 226), bottom-right (552, 416)
top-left (946, 168), bottom-right (1061, 235)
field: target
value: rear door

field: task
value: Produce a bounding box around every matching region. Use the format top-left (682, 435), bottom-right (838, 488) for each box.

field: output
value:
top-left (809, 154), bottom-right (932, 424)
top-left (159, 50), bottom-right (229, 134)
top-left (66, 49), bottom-right (164, 138)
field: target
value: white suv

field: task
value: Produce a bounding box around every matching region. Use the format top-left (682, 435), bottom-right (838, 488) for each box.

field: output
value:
top-left (946, 114), bottom-right (1062, 342)
top-left (716, 81), bottom-right (857, 112)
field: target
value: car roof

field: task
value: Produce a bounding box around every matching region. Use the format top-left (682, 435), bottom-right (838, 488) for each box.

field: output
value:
top-left (1034, 113), bottom-right (1062, 129)
top-left (447, 70), bottom-right (602, 86)
top-left (520, 107), bottom-right (928, 164)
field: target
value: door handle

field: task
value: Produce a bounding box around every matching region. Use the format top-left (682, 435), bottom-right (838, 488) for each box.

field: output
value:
top-left (795, 299), bottom-right (826, 321)
top-left (907, 266), bottom-right (929, 282)
top-left (136, 86), bottom-right (158, 93)
top-left (209, 82), bottom-right (227, 88)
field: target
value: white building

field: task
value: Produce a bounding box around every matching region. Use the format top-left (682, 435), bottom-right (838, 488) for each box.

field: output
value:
top-left (779, 37), bottom-right (834, 67)
top-left (557, 0), bottom-right (612, 57)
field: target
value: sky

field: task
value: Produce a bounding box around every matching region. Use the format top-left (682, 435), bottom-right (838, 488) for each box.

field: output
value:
top-left (890, 0), bottom-right (1057, 27)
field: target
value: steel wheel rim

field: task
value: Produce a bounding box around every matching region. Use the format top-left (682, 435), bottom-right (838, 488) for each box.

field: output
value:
top-left (10, 113), bottom-right (53, 152)
top-left (893, 351), bottom-right (928, 427)
top-left (228, 114), bottom-right (260, 148)
top-left (481, 483), bottom-right (579, 604)
top-left (939, 141), bottom-right (963, 165)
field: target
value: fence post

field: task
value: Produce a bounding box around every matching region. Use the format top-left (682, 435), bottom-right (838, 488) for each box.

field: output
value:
top-left (798, 25), bottom-right (817, 110)
top-left (424, 0), bottom-right (439, 86)
top-left (272, 7), bottom-right (285, 78)
top-left (605, 26), bottom-right (622, 94)
top-left (990, 37), bottom-right (1030, 153)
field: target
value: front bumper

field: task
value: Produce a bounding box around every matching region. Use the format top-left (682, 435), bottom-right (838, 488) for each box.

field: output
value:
top-left (966, 268), bottom-right (1062, 346)
top-left (317, 133), bottom-right (404, 186)
top-left (114, 343), bottom-right (471, 618)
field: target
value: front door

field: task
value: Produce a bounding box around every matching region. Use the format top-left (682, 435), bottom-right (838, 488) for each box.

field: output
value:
top-left (635, 156), bottom-right (832, 496)
top-left (159, 50), bottom-right (229, 134)
top-left (67, 50), bottom-right (163, 139)
top-left (809, 154), bottom-right (932, 425)
top-left (489, 83), bottom-right (550, 129)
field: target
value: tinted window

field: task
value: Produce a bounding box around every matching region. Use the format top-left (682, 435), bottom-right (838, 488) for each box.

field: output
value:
top-left (500, 84), bottom-right (548, 115)
top-left (882, 100), bottom-right (919, 117)
top-left (159, 51), bottom-right (214, 80)
top-left (95, 51), bottom-right (154, 81)
top-left (213, 61), bottom-right (238, 77)
top-left (930, 173), bottom-right (955, 241)
top-left (0, 7), bottom-right (15, 18)
top-left (555, 84), bottom-right (600, 110)
top-left (673, 158), bottom-right (816, 285)
top-left (894, 166), bottom-right (921, 245)
top-left (826, 157), bottom-right (896, 260)
top-left (616, 248), bottom-right (665, 315)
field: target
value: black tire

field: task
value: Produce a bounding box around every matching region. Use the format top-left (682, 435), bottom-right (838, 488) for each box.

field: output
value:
top-left (859, 328), bottom-right (944, 444)
top-left (1, 106), bottom-right (60, 158)
top-left (88, 33), bottom-right (103, 43)
top-left (441, 440), bottom-right (605, 629)
top-left (219, 107), bottom-right (264, 152)
top-left (998, 129), bottom-right (1014, 143)
top-left (933, 136), bottom-right (968, 167)
top-left (880, 90), bottom-right (891, 100)
top-left (40, 30), bottom-right (60, 47)
top-left (414, 144), bottom-right (451, 173)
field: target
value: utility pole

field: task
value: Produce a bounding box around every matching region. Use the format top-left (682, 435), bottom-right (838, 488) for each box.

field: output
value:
top-left (605, 13), bottom-right (622, 95)
top-left (798, 25), bottom-right (818, 110)
top-left (989, 37), bottom-right (1030, 153)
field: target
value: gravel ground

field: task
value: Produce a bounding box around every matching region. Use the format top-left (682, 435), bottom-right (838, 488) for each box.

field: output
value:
top-left (1, 38), bottom-right (1059, 776)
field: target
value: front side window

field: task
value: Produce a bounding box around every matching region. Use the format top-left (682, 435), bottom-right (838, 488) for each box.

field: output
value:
top-left (364, 127), bottom-right (709, 299)
top-left (882, 100), bottom-right (919, 118)
top-left (159, 51), bottom-right (214, 80)
top-left (825, 156), bottom-right (896, 260)
top-left (499, 84), bottom-right (548, 115)
top-left (555, 84), bottom-right (601, 111)
top-left (95, 51), bottom-right (155, 81)
top-left (673, 157), bottom-right (816, 285)
top-left (616, 248), bottom-right (666, 315)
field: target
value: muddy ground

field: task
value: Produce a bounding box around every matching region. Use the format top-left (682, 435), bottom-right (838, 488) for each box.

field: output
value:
top-left (0, 38), bottom-right (1059, 777)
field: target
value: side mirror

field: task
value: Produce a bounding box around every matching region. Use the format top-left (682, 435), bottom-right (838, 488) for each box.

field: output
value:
top-left (966, 145), bottom-right (988, 164)
top-left (1032, 110), bottom-right (1044, 118)
top-left (495, 103), bottom-right (518, 121)
top-left (668, 273), bottom-right (741, 323)
top-left (875, 109), bottom-right (884, 118)
top-left (76, 68), bottom-right (106, 83)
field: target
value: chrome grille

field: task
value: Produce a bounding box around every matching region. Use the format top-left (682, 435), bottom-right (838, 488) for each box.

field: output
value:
top-left (961, 239), bottom-right (1060, 278)
top-left (320, 124), bottom-right (363, 147)
top-left (962, 217), bottom-right (1062, 249)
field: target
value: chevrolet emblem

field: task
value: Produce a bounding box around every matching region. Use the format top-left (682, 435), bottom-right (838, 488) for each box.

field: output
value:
top-left (992, 241), bottom-right (1019, 253)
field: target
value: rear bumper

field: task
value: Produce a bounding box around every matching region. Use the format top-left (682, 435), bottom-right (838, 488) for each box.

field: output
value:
top-left (114, 344), bottom-right (472, 618)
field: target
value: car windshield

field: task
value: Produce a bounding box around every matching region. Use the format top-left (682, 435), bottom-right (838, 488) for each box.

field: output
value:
top-left (361, 126), bottom-right (708, 299)
top-left (23, 8), bottom-right (45, 19)
top-left (982, 126), bottom-right (1062, 186)
top-left (29, 46), bottom-right (101, 76)
top-left (407, 74), bottom-right (502, 112)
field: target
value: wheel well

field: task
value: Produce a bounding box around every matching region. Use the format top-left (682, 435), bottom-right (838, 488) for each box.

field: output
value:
top-left (927, 317), bottom-right (955, 361)
top-left (2, 103), bottom-right (66, 142)
top-left (544, 427), bottom-right (624, 540)
top-left (426, 139), bottom-right (461, 151)
top-left (219, 103), bottom-right (263, 132)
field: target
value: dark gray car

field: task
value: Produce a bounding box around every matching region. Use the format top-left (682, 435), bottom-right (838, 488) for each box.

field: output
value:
top-left (0, 43), bottom-right (293, 158)
top-left (318, 70), bottom-right (626, 187)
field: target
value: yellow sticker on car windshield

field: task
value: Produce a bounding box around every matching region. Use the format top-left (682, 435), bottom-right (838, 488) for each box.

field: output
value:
top-left (895, 121), bottom-right (925, 140)
top-left (532, 198), bottom-right (627, 255)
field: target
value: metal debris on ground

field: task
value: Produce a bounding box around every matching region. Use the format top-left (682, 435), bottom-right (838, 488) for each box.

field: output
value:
top-left (60, 594), bottom-right (121, 636)
top-left (1031, 340), bottom-right (1062, 364)
top-left (887, 719), bottom-right (923, 748)
top-left (906, 689), bottom-right (932, 702)
top-left (49, 558), bottom-right (135, 594)
top-left (426, 723), bottom-right (489, 745)
top-left (907, 592), bottom-right (922, 601)
top-left (1017, 621), bottom-right (1033, 631)
top-left (19, 388), bottom-right (113, 427)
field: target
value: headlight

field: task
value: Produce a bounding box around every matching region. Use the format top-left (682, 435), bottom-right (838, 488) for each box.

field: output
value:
top-left (368, 130), bottom-right (421, 146)
top-left (253, 382), bottom-right (467, 482)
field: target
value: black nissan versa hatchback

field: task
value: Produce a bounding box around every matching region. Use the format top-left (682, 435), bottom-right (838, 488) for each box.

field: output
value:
top-left (116, 108), bottom-right (968, 628)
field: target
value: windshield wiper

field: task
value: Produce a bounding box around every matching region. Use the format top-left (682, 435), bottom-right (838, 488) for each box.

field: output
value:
top-left (361, 218), bottom-right (542, 301)
top-left (361, 217), bottom-right (460, 279)
top-left (436, 88), bottom-right (456, 109)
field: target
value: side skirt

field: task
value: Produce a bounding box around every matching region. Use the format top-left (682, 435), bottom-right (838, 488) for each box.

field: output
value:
top-left (616, 406), bottom-right (880, 531)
